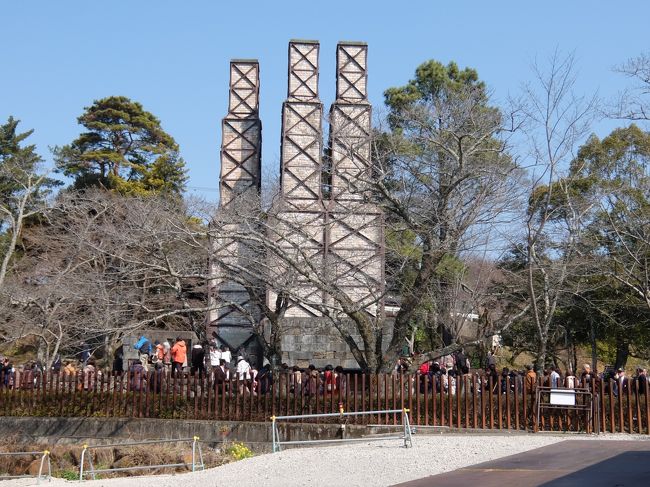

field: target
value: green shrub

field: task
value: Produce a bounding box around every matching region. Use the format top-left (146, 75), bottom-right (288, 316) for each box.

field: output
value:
top-left (224, 442), bottom-right (253, 461)
top-left (54, 469), bottom-right (79, 481)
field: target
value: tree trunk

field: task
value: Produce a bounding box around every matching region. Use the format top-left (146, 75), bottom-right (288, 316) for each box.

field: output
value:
top-left (589, 316), bottom-right (597, 372)
top-left (535, 338), bottom-right (547, 372)
top-left (614, 331), bottom-right (629, 370)
top-left (440, 323), bottom-right (454, 347)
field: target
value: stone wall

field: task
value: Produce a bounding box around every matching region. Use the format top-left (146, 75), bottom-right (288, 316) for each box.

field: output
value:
top-left (279, 317), bottom-right (393, 369)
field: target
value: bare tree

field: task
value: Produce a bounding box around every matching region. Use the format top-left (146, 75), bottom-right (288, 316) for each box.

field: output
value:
top-left (611, 52), bottom-right (650, 122)
top-left (0, 190), bottom-right (213, 366)
top-left (504, 51), bottom-right (599, 369)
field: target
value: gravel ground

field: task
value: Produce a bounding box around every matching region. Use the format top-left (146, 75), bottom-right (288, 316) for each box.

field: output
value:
top-left (4, 434), bottom-right (650, 487)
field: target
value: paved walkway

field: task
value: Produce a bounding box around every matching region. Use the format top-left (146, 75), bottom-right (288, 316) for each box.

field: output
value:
top-left (394, 440), bottom-right (650, 487)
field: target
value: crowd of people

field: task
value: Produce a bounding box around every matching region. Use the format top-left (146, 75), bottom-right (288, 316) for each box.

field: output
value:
top-left (402, 350), bottom-right (650, 398)
top-left (1, 339), bottom-right (649, 399)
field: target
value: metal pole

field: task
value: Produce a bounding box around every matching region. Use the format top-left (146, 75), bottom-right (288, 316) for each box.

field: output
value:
top-left (197, 440), bottom-right (205, 470)
top-left (402, 408), bottom-right (413, 448)
top-left (37, 450), bottom-right (49, 484)
top-left (191, 437), bottom-right (196, 472)
top-left (191, 436), bottom-right (200, 472)
top-left (271, 416), bottom-right (278, 453)
top-left (78, 445), bottom-right (87, 482)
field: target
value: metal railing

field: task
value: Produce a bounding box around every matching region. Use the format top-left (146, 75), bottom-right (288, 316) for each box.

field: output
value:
top-left (535, 387), bottom-right (600, 434)
top-left (271, 408), bottom-right (414, 452)
top-left (0, 450), bottom-right (51, 484)
top-left (79, 437), bottom-right (204, 481)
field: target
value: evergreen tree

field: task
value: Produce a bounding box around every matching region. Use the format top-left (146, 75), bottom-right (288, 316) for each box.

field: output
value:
top-left (54, 96), bottom-right (187, 196)
top-left (0, 116), bottom-right (61, 287)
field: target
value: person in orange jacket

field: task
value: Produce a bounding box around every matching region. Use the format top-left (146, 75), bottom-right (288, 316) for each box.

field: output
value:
top-left (170, 337), bottom-right (186, 375)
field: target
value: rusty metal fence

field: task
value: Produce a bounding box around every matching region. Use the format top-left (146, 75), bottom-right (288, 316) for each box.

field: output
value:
top-left (1, 370), bottom-right (648, 434)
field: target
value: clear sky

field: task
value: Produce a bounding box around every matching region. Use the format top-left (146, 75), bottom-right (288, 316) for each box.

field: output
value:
top-left (2, 1), bottom-right (648, 201)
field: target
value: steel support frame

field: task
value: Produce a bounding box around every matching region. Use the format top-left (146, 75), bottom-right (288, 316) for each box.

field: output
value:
top-left (327, 42), bottom-right (384, 316)
top-left (276, 40), bottom-right (326, 317)
top-left (208, 60), bottom-right (262, 342)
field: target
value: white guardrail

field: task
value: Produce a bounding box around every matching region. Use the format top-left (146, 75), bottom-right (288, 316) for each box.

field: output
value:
top-left (271, 408), bottom-right (414, 452)
top-left (0, 450), bottom-right (51, 484)
top-left (79, 437), bottom-right (204, 481)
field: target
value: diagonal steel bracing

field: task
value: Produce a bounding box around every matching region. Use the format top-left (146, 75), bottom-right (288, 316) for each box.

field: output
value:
top-left (276, 41), bottom-right (326, 316)
top-left (208, 60), bottom-right (263, 345)
top-left (327, 42), bottom-right (385, 316)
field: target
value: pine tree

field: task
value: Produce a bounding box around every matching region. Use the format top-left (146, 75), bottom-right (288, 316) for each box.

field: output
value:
top-left (54, 96), bottom-right (188, 196)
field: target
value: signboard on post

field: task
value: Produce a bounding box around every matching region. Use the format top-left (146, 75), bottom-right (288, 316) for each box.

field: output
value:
top-left (550, 389), bottom-right (576, 406)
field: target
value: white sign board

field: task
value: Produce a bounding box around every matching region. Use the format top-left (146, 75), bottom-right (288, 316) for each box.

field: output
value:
top-left (550, 389), bottom-right (576, 406)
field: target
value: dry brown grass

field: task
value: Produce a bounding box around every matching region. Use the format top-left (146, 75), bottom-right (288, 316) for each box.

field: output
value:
top-left (0, 436), bottom-right (242, 479)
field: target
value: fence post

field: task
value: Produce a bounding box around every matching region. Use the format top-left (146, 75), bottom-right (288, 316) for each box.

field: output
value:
top-left (271, 416), bottom-right (278, 452)
top-left (36, 450), bottom-right (51, 484)
top-left (78, 444), bottom-right (87, 481)
top-left (191, 436), bottom-right (198, 472)
top-left (402, 408), bottom-right (413, 448)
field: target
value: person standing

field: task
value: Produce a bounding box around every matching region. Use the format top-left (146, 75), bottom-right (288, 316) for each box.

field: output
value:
top-left (635, 368), bottom-right (648, 395)
top-left (213, 358), bottom-right (229, 387)
top-left (525, 365), bottom-right (537, 393)
top-left (221, 346), bottom-right (232, 365)
top-left (191, 343), bottom-right (206, 378)
top-left (112, 347), bottom-right (124, 374)
top-left (209, 345), bottom-right (221, 377)
top-left (82, 360), bottom-right (97, 391)
top-left (581, 364), bottom-right (594, 385)
top-left (133, 335), bottom-right (151, 372)
top-left (154, 341), bottom-right (164, 364)
top-left (162, 341), bottom-right (172, 372)
top-left (80, 342), bottom-right (91, 368)
top-left (550, 367), bottom-right (561, 388)
top-left (170, 337), bottom-right (187, 376)
top-left (565, 369), bottom-right (576, 388)
top-left (236, 355), bottom-right (251, 394)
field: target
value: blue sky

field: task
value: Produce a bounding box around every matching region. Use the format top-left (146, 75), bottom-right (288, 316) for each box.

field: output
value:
top-left (2, 1), bottom-right (648, 201)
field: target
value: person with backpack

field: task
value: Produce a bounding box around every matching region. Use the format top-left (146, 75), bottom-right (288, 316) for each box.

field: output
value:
top-left (133, 335), bottom-right (152, 371)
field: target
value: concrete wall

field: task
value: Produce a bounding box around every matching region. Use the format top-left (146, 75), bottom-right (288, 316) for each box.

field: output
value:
top-left (0, 417), bottom-right (402, 451)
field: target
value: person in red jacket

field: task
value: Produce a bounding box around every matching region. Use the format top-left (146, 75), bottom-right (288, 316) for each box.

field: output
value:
top-left (170, 337), bottom-right (186, 376)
